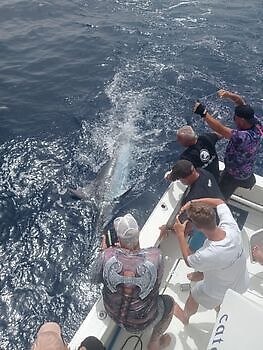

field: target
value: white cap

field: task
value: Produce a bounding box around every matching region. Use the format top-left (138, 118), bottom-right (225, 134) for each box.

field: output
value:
top-left (114, 213), bottom-right (139, 241)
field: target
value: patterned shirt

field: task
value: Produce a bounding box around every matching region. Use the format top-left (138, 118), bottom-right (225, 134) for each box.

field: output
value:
top-left (224, 125), bottom-right (262, 179)
top-left (97, 246), bottom-right (163, 333)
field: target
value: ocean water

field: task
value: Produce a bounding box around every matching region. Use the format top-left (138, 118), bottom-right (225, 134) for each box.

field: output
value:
top-left (0, 0), bottom-right (262, 348)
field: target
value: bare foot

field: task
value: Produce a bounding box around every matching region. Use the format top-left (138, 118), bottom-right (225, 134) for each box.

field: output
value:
top-left (174, 303), bottom-right (189, 325)
top-left (147, 334), bottom-right (171, 350)
top-left (147, 341), bottom-right (159, 350)
top-left (160, 334), bottom-right (171, 349)
top-left (187, 271), bottom-right (204, 282)
top-left (252, 245), bottom-right (263, 265)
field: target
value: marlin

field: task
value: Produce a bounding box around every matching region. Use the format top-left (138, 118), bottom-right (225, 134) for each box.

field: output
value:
top-left (69, 130), bottom-right (134, 229)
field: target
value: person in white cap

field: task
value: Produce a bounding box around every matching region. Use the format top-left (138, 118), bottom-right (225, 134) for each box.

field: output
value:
top-left (95, 213), bottom-right (174, 350)
top-left (31, 322), bottom-right (68, 350)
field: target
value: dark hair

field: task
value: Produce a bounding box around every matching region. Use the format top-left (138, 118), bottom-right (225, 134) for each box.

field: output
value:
top-left (171, 160), bottom-right (194, 181)
top-left (187, 202), bottom-right (216, 230)
top-left (78, 336), bottom-right (105, 350)
top-left (235, 105), bottom-right (256, 125)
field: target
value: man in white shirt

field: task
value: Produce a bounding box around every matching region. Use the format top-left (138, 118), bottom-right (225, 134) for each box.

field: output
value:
top-left (172, 198), bottom-right (249, 324)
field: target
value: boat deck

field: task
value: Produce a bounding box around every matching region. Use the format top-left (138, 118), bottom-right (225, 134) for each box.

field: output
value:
top-left (107, 198), bottom-right (263, 350)
top-left (69, 180), bottom-right (263, 350)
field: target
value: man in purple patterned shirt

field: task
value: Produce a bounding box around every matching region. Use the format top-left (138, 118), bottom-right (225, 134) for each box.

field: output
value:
top-left (96, 214), bottom-right (174, 350)
top-left (193, 89), bottom-right (262, 199)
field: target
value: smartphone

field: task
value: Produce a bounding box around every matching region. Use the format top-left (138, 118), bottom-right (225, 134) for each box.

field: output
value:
top-left (105, 229), bottom-right (118, 247)
top-left (180, 283), bottom-right (191, 292)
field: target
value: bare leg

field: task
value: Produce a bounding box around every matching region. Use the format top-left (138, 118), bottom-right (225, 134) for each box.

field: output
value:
top-left (174, 293), bottom-right (199, 325)
top-left (148, 296), bottom-right (174, 350)
top-left (187, 271), bottom-right (204, 282)
top-left (252, 245), bottom-right (263, 265)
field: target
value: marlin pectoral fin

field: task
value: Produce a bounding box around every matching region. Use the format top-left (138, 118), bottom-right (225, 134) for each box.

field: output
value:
top-left (113, 184), bottom-right (135, 202)
top-left (68, 188), bottom-right (88, 200)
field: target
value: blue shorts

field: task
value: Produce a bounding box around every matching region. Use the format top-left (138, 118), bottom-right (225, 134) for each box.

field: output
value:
top-left (188, 230), bottom-right (206, 252)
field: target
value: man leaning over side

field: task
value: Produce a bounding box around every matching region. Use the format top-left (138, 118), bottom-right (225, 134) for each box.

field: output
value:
top-left (164, 159), bottom-right (224, 253)
top-left (177, 125), bottom-right (220, 182)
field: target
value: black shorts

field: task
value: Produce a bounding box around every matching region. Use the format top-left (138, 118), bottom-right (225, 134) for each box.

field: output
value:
top-left (219, 170), bottom-right (256, 200)
top-left (150, 294), bottom-right (174, 339)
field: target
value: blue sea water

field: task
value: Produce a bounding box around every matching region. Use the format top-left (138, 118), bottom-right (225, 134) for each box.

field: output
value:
top-left (0, 0), bottom-right (262, 348)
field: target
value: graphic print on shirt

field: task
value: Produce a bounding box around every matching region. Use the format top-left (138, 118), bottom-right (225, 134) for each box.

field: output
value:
top-left (200, 148), bottom-right (211, 163)
top-left (103, 256), bottom-right (157, 299)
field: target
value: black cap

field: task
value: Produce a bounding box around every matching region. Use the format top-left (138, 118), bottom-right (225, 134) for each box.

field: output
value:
top-left (78, 336), bottom-right (105, 350)
top-left (234, 105), bottom-right (257, 125)
top-left (170, 160), bottom-right (194, 181)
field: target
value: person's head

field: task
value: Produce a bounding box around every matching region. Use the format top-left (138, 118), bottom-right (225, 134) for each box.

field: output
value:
top-left (170, 160), bottom-right (198, 185)
top-left (114, 213), bottom-right (140, 250)
top-left (234, 105), bottom-right (257, 129)
top-left (32, 322), bottom-right (68, 350)
top-left (187, 202), bottom-right (216, 231)
top-left (78, 336), bottom-right (105, 350)
top-left (176, 126), bottom-right (197, 147)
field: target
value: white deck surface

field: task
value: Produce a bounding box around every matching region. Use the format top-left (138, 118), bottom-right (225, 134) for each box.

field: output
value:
top-left (107, 200), bottom-right (263, 350)
top-left (69, 181), bottom-right (263, 350)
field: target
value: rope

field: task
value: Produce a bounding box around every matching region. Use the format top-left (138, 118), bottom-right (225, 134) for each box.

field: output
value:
top-left (162, 258), bottom-right (182, 294)
top-left (119, 335), bottom-right (143, 350)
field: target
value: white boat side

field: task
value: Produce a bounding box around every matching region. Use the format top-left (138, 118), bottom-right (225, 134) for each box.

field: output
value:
top-left (69, 171), bottom-right (263, 350)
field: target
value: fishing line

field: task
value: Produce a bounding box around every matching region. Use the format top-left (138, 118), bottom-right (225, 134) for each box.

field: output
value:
top-left (198, 90), bottom-right (218, 100)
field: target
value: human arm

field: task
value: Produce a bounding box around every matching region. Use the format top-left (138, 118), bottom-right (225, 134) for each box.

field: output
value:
top-left (91, 251), bottom-right (104, 284)
top-left (172, 215), bottom-right (192, 266)
top-left (180, 198), bottom-right (225, 213)
top-left (202, 132), bottom-right (222, 144)
top-left (164, 170), bottom-right (173, 181)
top-left (157, 251), bottom-right (165, 285)
top-left (214, 131), bottom-right (223, 139)
top-left (193, 101), bottom-right (232, 139)
top-left (91, 236), bottom-right (109, 284)
top-left (159, 224), bottom-right (169, 240)
top-left (216, 202), bottom-right (239, 231)
top-left (218, 89), bottom-right (246, 106)
top-left (101, 234), bottom-right (108, 251)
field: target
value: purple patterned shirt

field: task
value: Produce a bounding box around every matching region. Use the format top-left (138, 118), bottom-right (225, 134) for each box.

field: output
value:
top-left (224, 125), bottom-right (262, 179)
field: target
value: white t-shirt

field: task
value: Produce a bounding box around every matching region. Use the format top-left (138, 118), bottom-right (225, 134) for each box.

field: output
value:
top-left (187, 203), bottom-right (249, 300)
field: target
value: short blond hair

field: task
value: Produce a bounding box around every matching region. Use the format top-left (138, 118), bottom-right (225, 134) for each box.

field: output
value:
top-left (187, 202), bottom-right (216, 230)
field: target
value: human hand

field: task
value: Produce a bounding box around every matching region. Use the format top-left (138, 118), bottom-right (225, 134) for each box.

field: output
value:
top-left (101, 235), bottom-right (108, 250)
top-left (179, 201), bottom-right (192, 214)
top-left (193, 100), bottom-right (207, 118)
top-left (218, 89), bottom-right (230, 99)
top-left (164, 170), bottom-right (172, 181)
top-left (252, 245), bottom-right (263, 264)
top-left (159, 224), bottom-right (169, 240)
top-left (173, 215), bottom-right (188, 237)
